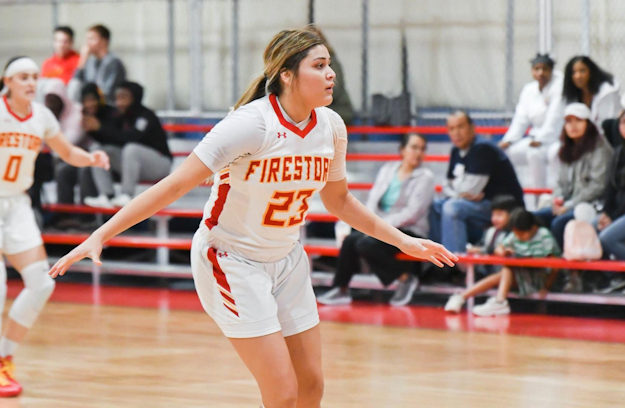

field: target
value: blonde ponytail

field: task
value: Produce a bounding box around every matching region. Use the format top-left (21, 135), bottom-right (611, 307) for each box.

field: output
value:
top-left (234, 26), bottom-right (324, 110)
top-left (235, 74), bottom-right (267, 110)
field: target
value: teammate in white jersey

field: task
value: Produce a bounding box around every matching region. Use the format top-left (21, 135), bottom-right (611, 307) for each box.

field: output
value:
top-left (50, 27), bottom-right (457, 407)
top-left (0, 56), bottom-right (109, 397)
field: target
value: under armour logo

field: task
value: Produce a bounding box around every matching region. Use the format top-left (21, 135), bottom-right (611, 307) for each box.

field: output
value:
top-left (217, 251), bottom-right (228, 258)
top-left (277, 132), bottom-right (287, 139)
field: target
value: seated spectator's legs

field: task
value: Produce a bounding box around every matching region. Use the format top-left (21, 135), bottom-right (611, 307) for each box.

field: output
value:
top-left (90, 143), bottom-right (123, 197)
top-left (55, 161), bottom-right (78, 204)
top-left (534, 207), bottom-right (555, 228)
top-left (550, 210), bottom-right (575, 249)
top-left (120, 143), bottom-right (172, 197)
top-left (441, 198), bottom-right (491, 253)
top-left (331, 230), bottom-right (365, 289)
top-left (547, 142), bottom-right (561, 189)
top-left (507, 139), bottom-right (546, 188)
top-left (355, 230), bottom-right (421, 286)
top-left (599, 215), bottom-right (625, 259)
top-left (428, 198), bottom-right (446, 243)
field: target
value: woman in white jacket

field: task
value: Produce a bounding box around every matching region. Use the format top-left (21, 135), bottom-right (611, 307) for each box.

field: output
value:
top-left (500, 54), bottom-right (563, 192)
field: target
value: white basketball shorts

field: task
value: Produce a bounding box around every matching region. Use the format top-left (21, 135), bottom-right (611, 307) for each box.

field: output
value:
top-left (0, 194), bottom-right (43, 255)
top-left (191, 230), bottom-right (319, 338)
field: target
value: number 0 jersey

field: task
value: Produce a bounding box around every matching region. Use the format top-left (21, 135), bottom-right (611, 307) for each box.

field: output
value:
top-left (193, 94), bottom-right (347, 262)
top-left (0, 96), bottom-right (60, 197)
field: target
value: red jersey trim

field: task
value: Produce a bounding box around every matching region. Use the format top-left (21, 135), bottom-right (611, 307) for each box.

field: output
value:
top-left (207, 248), bottom-right (239, 317)
top-left (269, 94), bottom-right (317, 139)
top-left (205, 177), bottom-right (231, 230)
top-left (3, 96), bottom-right (33, 122)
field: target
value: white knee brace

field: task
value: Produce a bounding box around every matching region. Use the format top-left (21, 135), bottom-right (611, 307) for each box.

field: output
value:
top-left (9, 260), bottom-right (55, 328)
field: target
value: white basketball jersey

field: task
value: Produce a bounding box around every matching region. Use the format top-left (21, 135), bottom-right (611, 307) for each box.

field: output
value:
top-left (0, 96), bottom-right (60, 197)
top-left (194, 95), bottom-right (346, 263)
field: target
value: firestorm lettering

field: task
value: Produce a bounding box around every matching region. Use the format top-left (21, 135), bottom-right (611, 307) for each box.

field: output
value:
top-left (283, 156), bottom-right (293, 182)
top-left (246, 155), bottom-right (332, 183)
top-left (245, 160), bottom-right (261, 181)
top-left (0, 133), bottom-right (42, 151)
top-left (313, 157), bottom-right (322, 181)
top-left (303, 156), bottom-right (312, 180)
top-left (267, 158), bottom-right (281, 183)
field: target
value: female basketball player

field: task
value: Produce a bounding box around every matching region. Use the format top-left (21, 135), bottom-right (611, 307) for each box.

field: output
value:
top-left (49, 27), bottom-right (457, 408)
top-left (0, 57), bottom-right (109, 397)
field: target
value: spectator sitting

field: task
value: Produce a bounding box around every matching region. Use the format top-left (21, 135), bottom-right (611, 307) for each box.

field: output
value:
top-left (499, 54), bottom-right (563, 193)
top-left (597, 109), bottom-right (625, 274)
top-left (428, 111), bottom-right (524, 254)
top-left (446, 210), bottom-right (561, 316)
top-left (54, 83), bottom-right (113, 228)
top-left (72, 24), bottom-right (126, 104)
top-left (599, 94), bottom-right (625, 149)
top-left (535, 103), bottom-right (613, 250)
top-left (466, 195), bottom-right (520, 257)
top-left (84, 81), bottom-right (172, 208)
top-left (41, 26), bottom-right (80, 85)
top-left (562, 56), bottom-right (621, 131)
top-left (28, 78), bottom-right (84, 218)
top-left (316, 133), bottom-right (435, 307)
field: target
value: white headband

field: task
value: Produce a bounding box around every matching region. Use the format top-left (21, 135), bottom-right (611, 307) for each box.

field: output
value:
top-left (3, 58), bottom-right (39, 79)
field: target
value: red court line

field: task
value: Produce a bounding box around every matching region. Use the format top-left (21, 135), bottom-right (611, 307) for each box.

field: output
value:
top-left (8, 281), bottom-right (623, 343)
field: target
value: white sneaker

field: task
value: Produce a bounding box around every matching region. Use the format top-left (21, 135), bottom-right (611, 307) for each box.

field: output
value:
top-left (472, 297), bottom-right (510, 316)
top-left (111, 194), bottom-right (132, 207)
top-left (84, 195), bottom-right (113, 209)
top-left (444, 293), bottom-right (465, 313)
top-left (317, 287), bottom-right (352, 305)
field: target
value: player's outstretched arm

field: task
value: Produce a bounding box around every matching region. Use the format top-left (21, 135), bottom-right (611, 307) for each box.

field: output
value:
top-left (319, 178), bottom-right (458, 268)
top-left (49, 153), bottom-right (213, 278)
top-left (46, 131), bottom-right (110, 169)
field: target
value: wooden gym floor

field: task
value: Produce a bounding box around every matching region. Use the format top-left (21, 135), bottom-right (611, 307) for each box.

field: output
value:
top-left (2, 281), bottom-right (624, 407)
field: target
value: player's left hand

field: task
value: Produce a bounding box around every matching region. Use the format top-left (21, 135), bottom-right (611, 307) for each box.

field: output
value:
top-left (399, 237), bottom-right (458, 268)
top-left (90, 150), bottom-right (110, 170)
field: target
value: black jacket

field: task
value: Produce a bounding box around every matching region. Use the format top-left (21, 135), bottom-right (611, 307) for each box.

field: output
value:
top-left (603, 143), bottom-right (625, 220)
top-left (96, 82), bottom-right (172, 159)
top-left (86, 104), bottom-right (120, 146)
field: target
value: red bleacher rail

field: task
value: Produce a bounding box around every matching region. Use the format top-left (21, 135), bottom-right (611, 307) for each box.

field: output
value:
top-left (162, 124), bottom-right (510, 135)
top-left (41, 233), bottom-right (625, 273)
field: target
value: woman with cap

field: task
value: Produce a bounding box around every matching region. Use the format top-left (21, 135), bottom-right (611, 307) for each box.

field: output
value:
top-left (499, 54), bottom-right (564, 194)
top-left (0, 56), bottom-right (109, 396)
top-left (534, 102), bottom-right (613, 253)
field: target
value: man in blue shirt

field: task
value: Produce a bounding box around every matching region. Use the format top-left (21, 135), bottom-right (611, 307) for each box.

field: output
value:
top-left (429, 111), bottom-right (524, 253)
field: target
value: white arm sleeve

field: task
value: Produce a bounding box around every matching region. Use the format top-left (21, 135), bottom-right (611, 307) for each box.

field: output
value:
top-left (192, 104), bottom-right (265, 173)
top-left (41, 105), bottom-right (61, 139)
top-left (326, 109), bottom-right (348, 182)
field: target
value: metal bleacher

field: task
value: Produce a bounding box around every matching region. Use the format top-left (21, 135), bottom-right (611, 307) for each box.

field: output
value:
top-left (38, 124), bottom-right (625, 308)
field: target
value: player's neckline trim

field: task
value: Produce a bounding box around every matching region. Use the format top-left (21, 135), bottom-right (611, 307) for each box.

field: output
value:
top-left (3, 95), bottom-right (33, 122)
top-left (269, 94), bottom-right (317, 139)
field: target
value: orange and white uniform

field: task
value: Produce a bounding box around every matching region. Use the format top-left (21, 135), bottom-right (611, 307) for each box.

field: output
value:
top-left (0, 96), bottom-right (60, 254)
top-left (191, 94), bottom-right (347, 338)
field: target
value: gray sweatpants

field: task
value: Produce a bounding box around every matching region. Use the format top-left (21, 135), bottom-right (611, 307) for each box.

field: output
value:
top-left (90, 143), bottom-right (172, 197)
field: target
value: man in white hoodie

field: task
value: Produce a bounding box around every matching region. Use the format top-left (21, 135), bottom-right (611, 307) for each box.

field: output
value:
top-left (499, 54), bottom-right (563, 193)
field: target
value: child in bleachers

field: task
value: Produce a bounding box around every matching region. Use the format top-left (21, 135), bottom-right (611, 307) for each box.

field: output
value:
top-left (466, 195), bottom-right (520, 256)
top-left (445, 209), bottom-right (560, 316)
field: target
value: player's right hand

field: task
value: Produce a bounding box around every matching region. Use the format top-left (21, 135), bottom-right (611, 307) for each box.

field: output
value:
top-left (49, 235), bottom-right (103, 278)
